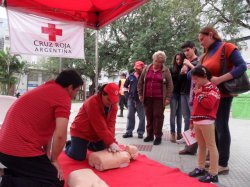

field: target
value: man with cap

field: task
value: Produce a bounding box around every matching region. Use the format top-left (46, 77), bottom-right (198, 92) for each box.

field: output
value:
top-left (65, 83), bottom-right (121, 161)
top-left (122, 61), bottom-right (146, 139)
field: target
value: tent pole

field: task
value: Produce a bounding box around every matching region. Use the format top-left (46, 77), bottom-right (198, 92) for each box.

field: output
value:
top-left (95, 30), bottom-right (99, 93)
top-left (59, 57), bottom-right (62, 73)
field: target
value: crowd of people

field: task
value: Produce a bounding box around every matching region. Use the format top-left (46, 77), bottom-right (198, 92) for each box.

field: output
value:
top-left (0, 26), bottom-right (248, 186)
top-left (119, 26), bottom-right (247, 183)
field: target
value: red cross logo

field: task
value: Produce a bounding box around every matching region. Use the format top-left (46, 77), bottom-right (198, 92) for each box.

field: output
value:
top-left (41, 24), bottom-right (62, 41)
top-left (191, 132), bottom-right (196, 138)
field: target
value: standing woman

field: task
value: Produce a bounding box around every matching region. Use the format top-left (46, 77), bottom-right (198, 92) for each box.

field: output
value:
top-left (169, 53), bottom-right (185, 142)
top-left (198, 26), bottom-right (247, 174)
top-left (138, 51), bottom-right (173, 145)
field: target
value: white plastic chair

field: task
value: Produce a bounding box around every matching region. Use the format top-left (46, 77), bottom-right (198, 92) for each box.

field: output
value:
top-left (0, 95), bottom-right (17, 127)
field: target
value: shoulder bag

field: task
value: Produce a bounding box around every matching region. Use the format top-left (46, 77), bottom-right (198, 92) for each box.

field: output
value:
top-left (219, 45), bottom-right (250, 95)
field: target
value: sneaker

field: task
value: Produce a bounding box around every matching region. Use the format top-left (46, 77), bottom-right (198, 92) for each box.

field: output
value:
top-left (170, 133), bottom-right (176, 143)
top-left (144, 136), bottom-right (154, 142)
top-left (218, 166), bottom-right (229, 175)
top-left (138, 134), bottom-right (143, 139)
top-left (153, 138), bottom-right (162, 145)
top-left (189, 168), bottom-right (206, 177)
top-left (122, 133), bottom-right (133, 138)
top-left (199, 173), bottom-right (218, 183)
top-left (176, 138), bottom-right (186, 144)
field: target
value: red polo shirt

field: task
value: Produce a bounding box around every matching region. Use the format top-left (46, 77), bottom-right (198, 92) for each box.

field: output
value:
top-left (0, 81), bottom-right (71, 157)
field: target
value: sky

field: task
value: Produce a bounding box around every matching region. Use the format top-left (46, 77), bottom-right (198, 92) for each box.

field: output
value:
top-left (0, 7), bottom-right (7, 18)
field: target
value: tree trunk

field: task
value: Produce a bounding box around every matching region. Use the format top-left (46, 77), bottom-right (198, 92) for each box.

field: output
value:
top-left (89, 76), bottom-right (96, 96)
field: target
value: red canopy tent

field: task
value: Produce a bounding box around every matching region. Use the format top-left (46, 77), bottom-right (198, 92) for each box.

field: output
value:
top-left (1, 0), bottom-right (149, 30)
top-left (1, 0), bottom-right (149, 91)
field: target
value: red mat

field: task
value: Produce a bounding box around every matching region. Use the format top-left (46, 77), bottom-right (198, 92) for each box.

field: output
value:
top-left (59, 152), bottom-right (215, 187)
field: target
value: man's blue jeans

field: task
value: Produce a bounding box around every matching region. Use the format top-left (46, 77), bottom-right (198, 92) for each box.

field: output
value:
top-left (181, 94), bottom-right (192, 131)
top-left (170, 93), bottom-right (182, 133)
top-left (125, 97), bottom-right (145, 135)
top-left (215, 97), bottom-right (233, 167)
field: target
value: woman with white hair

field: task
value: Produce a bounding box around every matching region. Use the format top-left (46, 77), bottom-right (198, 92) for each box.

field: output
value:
top-left (138, 51), bottom-right (173, 145)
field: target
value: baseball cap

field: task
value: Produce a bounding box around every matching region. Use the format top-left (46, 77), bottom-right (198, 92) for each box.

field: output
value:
top-left (104, 83), bottom-right (120, 104)
top-left (134, 61), bottom-right (145, 70)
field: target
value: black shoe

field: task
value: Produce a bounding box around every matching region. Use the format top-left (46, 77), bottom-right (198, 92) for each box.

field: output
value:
top-left (123, 133), bottom-right (133, 138)
top-left (144, 136), bottom-right (154, 142)
top-left (117, 114), bottom-right (123, 117)
top-left (189, 168), bottom-right (206, 177)
top-left (65, 140), bottom-right (71, 147)
top-left (179, 149), bottom-right (195, 155)
top-left (138, 134), bottom-right (143, 139)
top-left (153, 138), bottom-right (162, 145)
top-left (199, 173), bottom-right (218, 183)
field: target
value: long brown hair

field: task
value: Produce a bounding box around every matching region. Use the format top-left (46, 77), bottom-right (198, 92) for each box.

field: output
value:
top-left (171, 53), bottom-right (185, 73)
top-left (199, 26), bottom-right (222, 63)
top-left (199, 26), bottom-right (222, 42)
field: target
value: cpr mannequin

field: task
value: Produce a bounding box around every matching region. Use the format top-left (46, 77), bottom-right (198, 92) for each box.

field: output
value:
top-left (88, 145), bottom-right (139, 171)
top-left (68, 169), bottom-right (109, 187)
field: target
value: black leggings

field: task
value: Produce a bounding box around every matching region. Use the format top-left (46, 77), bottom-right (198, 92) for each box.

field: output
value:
top-left (0, 153), bottom-right (64, 187)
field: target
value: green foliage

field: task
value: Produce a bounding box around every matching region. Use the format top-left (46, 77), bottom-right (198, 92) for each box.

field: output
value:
top-left (200, 0), bottom-right (250, 40)
top-left (43, 0), bottom-right (249, 93)
top-left (100, 0), bottom-right (202, 70)
top-left (0, 49), bottom-right (25, 95)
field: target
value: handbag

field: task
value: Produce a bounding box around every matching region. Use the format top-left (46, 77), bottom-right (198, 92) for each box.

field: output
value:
top-left (218, 45), bottom-right (250, 95)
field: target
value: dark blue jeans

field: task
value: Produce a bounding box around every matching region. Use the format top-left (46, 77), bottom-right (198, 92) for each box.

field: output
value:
top-left (126, 98), bottom-right (145, 135)
top-left (215, 97), bottom-right (233, 167)
top-left (181, 94), bottom-right (192, 131)
top-left (170, 93), bottom-right (182, 133)
top-left (65, 136), bottom-right (106, 161)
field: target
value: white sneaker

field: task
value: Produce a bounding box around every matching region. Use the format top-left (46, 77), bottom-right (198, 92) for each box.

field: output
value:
top-left (176, 138), bottom-right (186, 144)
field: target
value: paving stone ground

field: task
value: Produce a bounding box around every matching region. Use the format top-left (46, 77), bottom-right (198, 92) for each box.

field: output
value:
top-left (69, 103), bottom-right (250, 187)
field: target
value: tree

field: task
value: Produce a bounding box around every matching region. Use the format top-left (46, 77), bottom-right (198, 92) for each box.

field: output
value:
top-left (42, 0), bottom-right (249, 96)
top-left (200, 0), bottom-right (250, 42)
top-left (99, 0), bottom-right (202, 70)
top-left (0, 49), bottom-right (25, 95)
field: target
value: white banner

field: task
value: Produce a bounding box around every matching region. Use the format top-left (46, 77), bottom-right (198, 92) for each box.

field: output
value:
top-left (7, 9), bottom-right (85, 59)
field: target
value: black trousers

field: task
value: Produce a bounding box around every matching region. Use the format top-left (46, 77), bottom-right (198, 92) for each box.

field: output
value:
top-left (0, 153), bottom-right (64, 187)
top-left (215, 97), bottom-right (233, 167)
top-left (119, 95), bottom-right (127, 110)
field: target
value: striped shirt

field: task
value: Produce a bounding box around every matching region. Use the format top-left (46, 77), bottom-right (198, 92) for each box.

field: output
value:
top-left (0, 80), bottom-right (71, 157)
